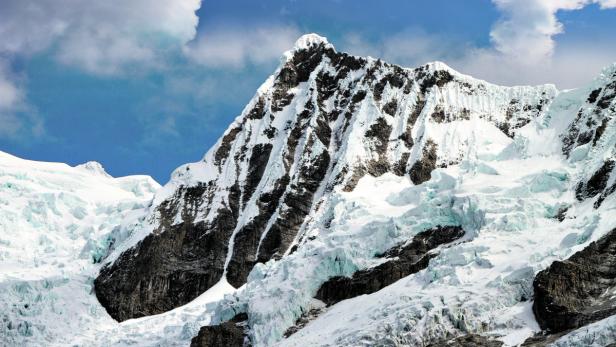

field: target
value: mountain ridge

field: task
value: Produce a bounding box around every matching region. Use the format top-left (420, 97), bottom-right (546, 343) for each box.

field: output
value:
top-left (94, 33), bottom-right (561, 323)
top-left (1, 34), bottom-right (616, 347)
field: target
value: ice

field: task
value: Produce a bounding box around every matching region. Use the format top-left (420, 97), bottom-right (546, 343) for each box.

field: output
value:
top-left (0, 151), bottom-right (160, 346)
top-left (1, 37), bottom-right (616, 347)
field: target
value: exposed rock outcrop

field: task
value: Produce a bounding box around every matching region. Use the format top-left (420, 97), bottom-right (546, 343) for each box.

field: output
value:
top-left (533, 228), bottom-right (616, 333)
top-left (95, 33), bottom-right (557, 321)
top-left (426, 334), bottom-right (504, 347)
top-left (315, 226), bottom-right (465, 305)
top-left (190, 313), bottom-right (249, 347)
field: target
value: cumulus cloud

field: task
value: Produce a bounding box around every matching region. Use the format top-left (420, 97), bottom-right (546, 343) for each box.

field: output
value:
top-left (490, 0), bottom-right (616, 65)
top-left (340, 1), bottom-right (616, 88)
top-left (185, 26), bottom-right (301, 68)
top-left (0, 0), bottom-right (202, 75)
top-left (0, 0), bottom-right (201, 139)
top-left (341, 29), bottom-right (468, 68)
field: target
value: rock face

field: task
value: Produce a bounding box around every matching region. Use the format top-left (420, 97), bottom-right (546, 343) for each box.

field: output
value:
top-left (190, 323), bottom-right (245, 347)
top-left (563, 68), bottom-right (616, 209)
top-left (190, 313), bottom-right (248, 347)
top-left (95, 33), bottom-right (557, 321)
top-left (426, 334), bottom-right (504, 347)
top-left (316, 225), bottom-right (464, 305)
top-left (533, 228), bottom-right (616, 333)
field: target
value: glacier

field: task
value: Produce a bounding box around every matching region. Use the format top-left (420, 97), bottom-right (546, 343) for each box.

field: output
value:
top-left (1, 34), bottom-right (616, 347)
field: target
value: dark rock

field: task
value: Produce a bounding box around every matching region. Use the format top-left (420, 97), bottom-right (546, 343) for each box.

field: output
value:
top-left (190, 322), bottom-right (246, 347)
top-left (520, 331), bottom-right (570, 347)
top-left (595, 182), bottom-right (616, 209)
top-left (587, 88), bottom-right (602, 104)
top-left (257, 149), bottom-right (330, 263)
top-left (555, 206), bottom-right (568, 222)
top-left (426, 334), bottom-right (503, 347)
top-left (214, 125), bottom-right (243, 167)
top-left (410, 140), bottom-right (438, 185)
top-left (243, 144), bottom-right (273, 206)
top-left (382, 100), bottom-right (398, 116)
top-left (283, 306), bottom-right (326, 338)
top-left (364, 117), bottom-right (393, 177)
top-left (593, 118), bottom-right (609, 146)
top-left (95, 183), bottom-right (241, 321)
top-left (597, 81), bottom-right (616, 109)
top-left (373, 72), bottom-right (407, 102)
top-left (417, 67), bottom-right (454, 93)
top-left (95, 38), bottom-right (555, 323)
top-left (533, 227), bottom-right (616, 333)
top-left (432, 107), bottom-right (446, 123)
top-left (315, 226), bottom-right (464, 306)
top-left (575, 159), bottom-right (615, 201)
top-left (392, 152), bottom-right (410, 176)
top-left (247, 98), bottom-right (266, 120)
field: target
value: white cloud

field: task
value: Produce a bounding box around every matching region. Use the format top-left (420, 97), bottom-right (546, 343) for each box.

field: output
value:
top-left (0, 0), bottom-right (201, 139)
top-left (0, 0), bottom-right (202, 75)
top-left (185, 26), bottom-right (301, 68)
top-left (490, 0), bottom-right (616, 65)
top-left (0, 60), bottom-right (26, 137)
top-left (341, 29), bottom-right (468, 68)
top-left (340, 1), bottom-right (616, 88)
top-left (0, 59), bottom-right (44, 138)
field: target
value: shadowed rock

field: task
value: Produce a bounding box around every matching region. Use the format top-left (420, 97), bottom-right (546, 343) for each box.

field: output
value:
top-left (426, 334), bottom-right (503, 347)
top-left (410, 140), bottom-right (438, 185)
top-left (95, 183), bottom-right (240, 321)
top-left (533, 228), bottom-right (616, 333)
top-left (575, 159), bottom-right (615, 201)
top-left (315, 225), bottom-right (464, 306)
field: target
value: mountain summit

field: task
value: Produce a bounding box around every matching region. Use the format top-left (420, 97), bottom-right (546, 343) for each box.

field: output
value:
top-left (94, 33), bottom-right (558, 321)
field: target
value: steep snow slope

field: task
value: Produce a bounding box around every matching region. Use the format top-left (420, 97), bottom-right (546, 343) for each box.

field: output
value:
top-left (0, 151), bottom-right (160, 346)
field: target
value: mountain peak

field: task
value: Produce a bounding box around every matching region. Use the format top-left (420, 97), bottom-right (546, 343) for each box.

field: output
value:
top-left (76, 161), bottom-right (111, 178)
top-left (292, 33), bottom-right (331, 51)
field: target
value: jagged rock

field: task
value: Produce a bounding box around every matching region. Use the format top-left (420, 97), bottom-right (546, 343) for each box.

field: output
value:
top-left (283, 305), bottom-right (326, 338)
top-left (520, 331), bottom-right (570, 347)
top-left (190, 322), bottom-right (246, 347)
top-left (94, 183), bottom-right (240, 321)
top-left (410, 140), bottom-right (438, 185)
top-left (533, 228), bottom-right (616, 333)
top-left (191, 313), bottom-right (249, 347)
top-left (575, 159), bottom-right (615, 201)
top-left (316, 226), bottom-right (464, 305)
top-left (426, 334), bottom-right (504, 347)
top-left (95, 34), bottom-right (558, 321)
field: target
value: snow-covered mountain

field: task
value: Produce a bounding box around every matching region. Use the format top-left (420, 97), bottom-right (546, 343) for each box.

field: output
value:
top-left (0, 151), bottom-right (160, 345)
top-left (3, 34), bottom-right (616, 346)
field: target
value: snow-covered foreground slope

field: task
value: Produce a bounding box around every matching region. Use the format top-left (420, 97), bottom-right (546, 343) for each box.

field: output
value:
top-left (0, 152), bottom-right (162, 346)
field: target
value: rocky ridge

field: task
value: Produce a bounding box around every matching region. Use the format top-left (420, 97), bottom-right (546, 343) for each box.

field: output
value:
top-left (95, 34), bottom-right (557, 322)
top-left (87, 34), bottom-right (616, 347)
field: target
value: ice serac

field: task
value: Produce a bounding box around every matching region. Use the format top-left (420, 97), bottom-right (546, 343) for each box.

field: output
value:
top-left (0, 151), bottom-right (160, 346)
top-left (315, 225), bottom-right (465, 306)
top-left (94, 33), bottom-right (558, 321)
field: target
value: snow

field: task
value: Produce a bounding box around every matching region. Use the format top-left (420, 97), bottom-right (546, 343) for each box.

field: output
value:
top-left (209, 66), bottom-right (616, 346)
top-left (291, 33), bottom-right (331, 51)
top-left (0, 151), bottom-right (160, 346)
top-left (1, 36), bottom-right (615, 347)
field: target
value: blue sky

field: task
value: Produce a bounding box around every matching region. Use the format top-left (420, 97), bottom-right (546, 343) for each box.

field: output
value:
top-left (0, 0), bottom-right (615, 183)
